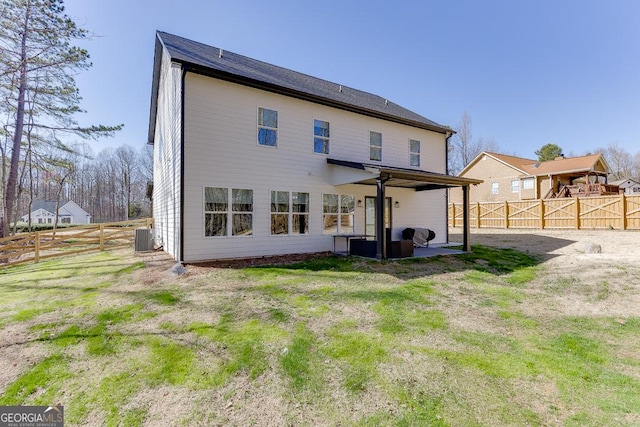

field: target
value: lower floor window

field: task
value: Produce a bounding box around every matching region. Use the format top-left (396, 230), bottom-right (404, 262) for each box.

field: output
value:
top-left (322, 194), bottom-right (355, 235)
top-left (271, 191), bottom-right (310, 235)
top-left (522, 178), bottom-right (535, 190)
top-left (205, 187), bottom-right (253, 237)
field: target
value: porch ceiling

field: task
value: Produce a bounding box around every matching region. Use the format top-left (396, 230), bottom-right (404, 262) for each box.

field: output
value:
top-left (327, 158), bottom-right (482, 191)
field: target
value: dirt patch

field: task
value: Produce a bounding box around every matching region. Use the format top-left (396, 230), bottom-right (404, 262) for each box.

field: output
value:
top-left (450, 228), bottom-right (640, 318)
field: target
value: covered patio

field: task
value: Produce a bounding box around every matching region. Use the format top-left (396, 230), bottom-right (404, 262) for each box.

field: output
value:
top-left (328, 159), bottom-right (482, 260)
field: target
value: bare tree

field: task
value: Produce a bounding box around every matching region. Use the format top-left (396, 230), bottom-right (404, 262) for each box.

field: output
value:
top-left (594, 143), bottom-right (635, 181)
top-left (448, 111), bottom-right (500, 175)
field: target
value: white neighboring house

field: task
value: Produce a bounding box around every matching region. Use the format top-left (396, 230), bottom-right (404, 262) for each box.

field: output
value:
top-left (610, 178), bottom-right (640, 195)
top-left (21, 200), bottom-right (91, 225)
top-left (148, 32), bottom-right (480, 262)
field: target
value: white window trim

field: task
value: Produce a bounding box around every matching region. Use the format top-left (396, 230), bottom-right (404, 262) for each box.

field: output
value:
top-left (270, 190), bottom-right (311, 236)
top-left (322, 193), bottom-right (355, 235)
top-left (409, 139), bottom-right (420, 167)
top-left (313, 119), bottom-right (330, 155)
top-left (257, 107), bottom-right (278, 149)
top-left (491, 182), bottom-right (499, 195)
top-left (203, 186), bottom-right (254, 239)
top-left (511, 180), bottom-right (519, 193)
top-left (522, 178), bottom-right (535, 190)
top-left (369, 131), bottom-right (382, 162)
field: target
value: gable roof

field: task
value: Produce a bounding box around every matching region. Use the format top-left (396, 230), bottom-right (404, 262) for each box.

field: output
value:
top-left (29, 200), bottom-right (68, 215)
top-left (459, 151), bottom-right (610, 178)
top-left (610, 178), bottom-right (639, 186)
top-left (519, 154), bottom-right (608, 176)
top-left (148, 31), bottom-right (452, 145)
top-left (459, 152), bottom-right (536, 176)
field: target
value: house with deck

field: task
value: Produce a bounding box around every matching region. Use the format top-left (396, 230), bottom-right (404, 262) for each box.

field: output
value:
top-left (148, 32), bottom-right (480, 262)
top-left (450, 151), bottom-right (617, 204)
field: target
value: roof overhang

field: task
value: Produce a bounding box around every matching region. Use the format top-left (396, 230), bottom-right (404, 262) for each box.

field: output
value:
top-left (328, 159), bottom-right (483, 191)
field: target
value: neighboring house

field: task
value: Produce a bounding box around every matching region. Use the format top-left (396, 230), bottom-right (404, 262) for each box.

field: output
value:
top-left (20, 200), bottom-right (91, 225)
top-left (610, 178), bottom-right (640, 195)
top-left (148, 31), bottom-right (480, 262)
top-left (450, 151), bottom-right (617, 204)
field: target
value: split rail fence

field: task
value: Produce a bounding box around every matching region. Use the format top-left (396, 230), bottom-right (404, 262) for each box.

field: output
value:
top-left (449, 194), bottom-right (640, 230)
top-left (0, 218), bottom-right (153, 268)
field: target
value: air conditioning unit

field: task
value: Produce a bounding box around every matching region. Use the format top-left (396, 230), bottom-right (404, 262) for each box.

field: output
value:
top-left (134, 228), bottom-right (153, 252)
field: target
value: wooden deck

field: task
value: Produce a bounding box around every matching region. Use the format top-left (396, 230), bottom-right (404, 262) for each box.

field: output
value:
top-left (564, 183), bottom-right (620, 197)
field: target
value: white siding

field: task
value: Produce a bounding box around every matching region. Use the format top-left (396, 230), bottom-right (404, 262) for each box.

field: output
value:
top-left (181, 73), bottom-right (448, 262)
top-left (152, 49), bottom-right (183, 261)
top-left (60, 201), bottom-right (91, 224)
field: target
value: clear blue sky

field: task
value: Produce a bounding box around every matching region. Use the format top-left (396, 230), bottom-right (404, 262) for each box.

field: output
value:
top-left (64, 0), bottom-right (640, 159)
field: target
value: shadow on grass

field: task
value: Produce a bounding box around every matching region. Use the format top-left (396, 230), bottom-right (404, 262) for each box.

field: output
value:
top-left (187, 232), bottom-right (576, 280)
top-left (448, 231), bottom-right (578, 262)
top-left (231, 244), bottom-right (543, 280)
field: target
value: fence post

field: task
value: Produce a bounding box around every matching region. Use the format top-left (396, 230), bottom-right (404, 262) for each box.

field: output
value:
top-left (575, 197), bottom-right (580, 230)
top-left (621, 193), bottom-right (627, 230)
top-left (540, 200), bottom-right (545, 229)
top-left (99, 224), bottom-right (105, 251)
top-left (451, 203), bottom-right (456, 228)
top-left (476, 202), bottom-right (481, 228)
top-left (504, 201), bottom-right (509, 229)
top-left (34, 231), bottom-right (40, 263)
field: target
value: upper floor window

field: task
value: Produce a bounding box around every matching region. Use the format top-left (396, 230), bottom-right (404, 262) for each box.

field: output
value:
top-left (491, 182), bottom-right (499, 195)
top-left (258, 107), bottom-right (278, 147)
top-left (409, 139), bottom-right (420, 167)
top-left (314, 119), bottom-right (330, 154)
top-left (370, 131), bottom-right (382, 161)
top-left (511, 180), bottom-right (519, 193)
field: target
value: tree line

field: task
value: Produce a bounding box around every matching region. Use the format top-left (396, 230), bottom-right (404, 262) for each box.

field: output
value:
top-left (12, 142), bottom-right (152, 228)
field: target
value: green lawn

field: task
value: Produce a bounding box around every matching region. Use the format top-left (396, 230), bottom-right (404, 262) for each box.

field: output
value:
top-left (0, 247), bottom-right (638, 426)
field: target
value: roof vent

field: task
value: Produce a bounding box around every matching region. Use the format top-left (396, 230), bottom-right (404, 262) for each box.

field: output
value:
top-left (339, 85), bottom-right (343, 93)
top-left (219, 48), bottom-right (223, 58)
top-left (385, 99), bottom-right (388, 106)
top-left (533, 163), bottom-right (540, 168)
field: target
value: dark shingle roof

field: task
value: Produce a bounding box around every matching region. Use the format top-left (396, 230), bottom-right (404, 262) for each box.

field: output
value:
top-left (30, 200), bottom-right (68, 215)
top-left (149, 32), bottom-right (450, 144)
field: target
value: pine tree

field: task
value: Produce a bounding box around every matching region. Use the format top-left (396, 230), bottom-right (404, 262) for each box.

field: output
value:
top-left (0, 0), bottom-right (121, 236)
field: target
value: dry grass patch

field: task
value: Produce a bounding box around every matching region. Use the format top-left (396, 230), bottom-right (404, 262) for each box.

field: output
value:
top-left (1, 235), bottom-right (640, 426)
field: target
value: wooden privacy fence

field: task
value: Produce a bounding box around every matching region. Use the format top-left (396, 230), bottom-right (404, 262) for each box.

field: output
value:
top-left (0, 218), bottom-right (153, 268)
top-left (449, 194), bottom-right (640, 230)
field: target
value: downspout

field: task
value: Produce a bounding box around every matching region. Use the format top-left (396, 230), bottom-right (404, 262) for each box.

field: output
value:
top-left (179, 67), bottom-right (186, 263)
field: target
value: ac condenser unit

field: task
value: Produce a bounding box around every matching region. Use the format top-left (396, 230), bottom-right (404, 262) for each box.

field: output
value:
top-left (134, 228), bottom-right (153, 252)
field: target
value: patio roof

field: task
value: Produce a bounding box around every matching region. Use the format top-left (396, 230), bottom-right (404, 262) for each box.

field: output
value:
top-left (327, 159), bottom-right (483, 190)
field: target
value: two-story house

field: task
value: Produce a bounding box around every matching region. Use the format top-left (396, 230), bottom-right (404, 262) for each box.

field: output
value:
top-left (148, 32), bottom-right (480, 262)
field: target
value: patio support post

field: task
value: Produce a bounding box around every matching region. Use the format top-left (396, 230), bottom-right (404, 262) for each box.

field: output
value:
top-left (462, 185), bottom-right (471, 252)
top-left (376, 176), bottom-right (387, 260)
